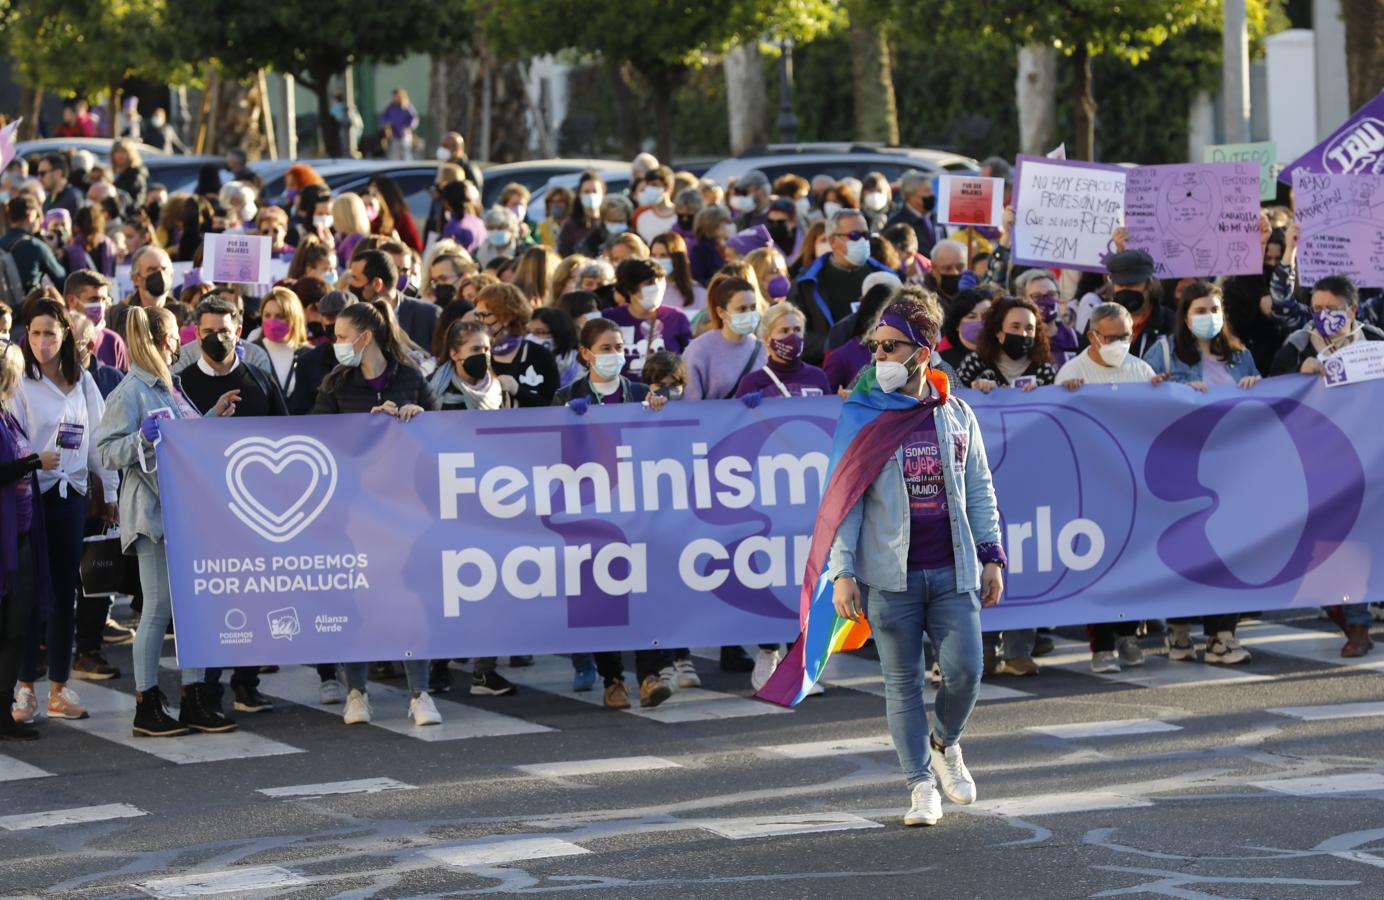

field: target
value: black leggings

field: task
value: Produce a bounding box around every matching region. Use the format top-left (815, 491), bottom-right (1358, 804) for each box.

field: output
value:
top-left (0, 533), bottom-right (37, 708)
top-left (595, 649), bottom-right (672, 686)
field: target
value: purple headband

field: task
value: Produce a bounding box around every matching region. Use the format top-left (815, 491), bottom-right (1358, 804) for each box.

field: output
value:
top-left (879, 313), bottom-right (931, 349)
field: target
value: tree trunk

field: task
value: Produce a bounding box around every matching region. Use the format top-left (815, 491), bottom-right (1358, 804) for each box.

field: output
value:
top-left (1072, 43), bottom-right (1097, 161)
top-left (310, 78), bottom-right (342, 157)
top-left (724, 43), bottom-right (770, 155)
top-left (428, 55), bottom-right (449, 148)
top-left (606, 61), bottom-right (641, 159)
top-left (488, 56), bottom-right (532, 163)
top-left (1343, 0), bottom-right (1384, 110)
top-left (1016, 44), bottom-right (1058, 156)
top-left (18, 86), bottom-right (41, 140)
top-left (849, 23), bottom-right (899, 143)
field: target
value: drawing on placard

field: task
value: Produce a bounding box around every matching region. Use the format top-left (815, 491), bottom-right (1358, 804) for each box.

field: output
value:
top-left (1156, 170), bottom-right (1221, 272)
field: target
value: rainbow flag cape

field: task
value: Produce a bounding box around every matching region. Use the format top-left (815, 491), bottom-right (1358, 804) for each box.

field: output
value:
top-left (755, 365), bottom-right (949, 707)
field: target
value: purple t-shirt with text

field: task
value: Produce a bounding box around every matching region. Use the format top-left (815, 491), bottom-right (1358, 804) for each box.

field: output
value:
top-left (903, 417), bottom-right (955, 571)
top-left (600, 303), bottom-right (692, 381)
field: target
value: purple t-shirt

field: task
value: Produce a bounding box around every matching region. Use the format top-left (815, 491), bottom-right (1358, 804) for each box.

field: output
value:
top-left (903, 417), bottom-right (955, 571)
top-left (824, 340), bottom-right (871, 393)
top-left (600, 303), bottom-right (692, 381)
top-left (364, 371), bottom-right (390, 393)
top-left (736, 359), bottom-right (830, 398)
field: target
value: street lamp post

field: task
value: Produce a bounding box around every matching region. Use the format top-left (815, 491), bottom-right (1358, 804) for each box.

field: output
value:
top-left (776, 38), bottom-right (798, 144)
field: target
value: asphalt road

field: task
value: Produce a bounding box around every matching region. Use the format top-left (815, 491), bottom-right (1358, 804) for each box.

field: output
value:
top-left (3, 610), bottom-right (1384, 899)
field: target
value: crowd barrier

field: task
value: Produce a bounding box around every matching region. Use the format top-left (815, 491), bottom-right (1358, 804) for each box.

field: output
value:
top-left (156, 377), bottom-right (1384, 667)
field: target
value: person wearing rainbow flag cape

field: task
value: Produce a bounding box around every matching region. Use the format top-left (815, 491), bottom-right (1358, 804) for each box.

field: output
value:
top-left (756, 287), bottom-right (1006, 827)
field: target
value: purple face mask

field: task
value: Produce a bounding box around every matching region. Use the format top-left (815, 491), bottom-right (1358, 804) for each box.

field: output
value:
top-left (769, 332), bottom-right (803, 362)
top-left (768, 274), bottom-right (791, 300)
top-left (1314, 308), bottom-right (1349, 337)
top-left (1036, 298), bottom-right (1059, 323)
top-left (959, 319), bottom-right (985, 345)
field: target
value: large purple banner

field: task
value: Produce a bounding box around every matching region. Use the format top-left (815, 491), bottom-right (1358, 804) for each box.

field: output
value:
top-left (158, 378), bottom-right (1384, 667)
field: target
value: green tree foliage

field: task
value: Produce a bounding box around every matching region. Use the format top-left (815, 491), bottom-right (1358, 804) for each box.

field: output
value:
top-left (168, 1), bottom-right (471, 156)
top-left (469, 0), bottom-right (838, 160)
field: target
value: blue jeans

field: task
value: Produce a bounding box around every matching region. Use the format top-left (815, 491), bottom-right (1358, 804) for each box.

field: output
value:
top-left (342, 660), bottom-right (428, 695)
top-left (1343, 602), bottom-right (1373, 627)
top-left (133, 536), bottom-right (203, 692)
top-left (870, 566), bottom-right (982, 788)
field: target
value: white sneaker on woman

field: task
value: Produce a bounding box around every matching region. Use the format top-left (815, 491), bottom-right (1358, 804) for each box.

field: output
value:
top-left (750, 649), bottom-right (780, 691)
top-left (930, 742), bottom-right (977, 805)
top-left (343, 689), bottom-right (371, 725)
top-left (409, 692), bottom-right (442, 726)
top-left (904, 781), bottom-right (942, 826)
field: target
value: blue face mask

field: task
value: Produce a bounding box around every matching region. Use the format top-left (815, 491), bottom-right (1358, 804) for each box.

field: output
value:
top-left (487, 230), bottom-right (510, 247)
top-left (606, 222), bottom-right (628, 235)
top-left (844, 237), bottom-right (871, 267)
top-left (1189, 312), bottom-right (1223, 341)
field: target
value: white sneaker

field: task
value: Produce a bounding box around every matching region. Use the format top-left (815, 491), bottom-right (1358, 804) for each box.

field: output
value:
top-left (674, 658), bottom-right (701, 689)
top-left (1204, 632), bottom-right (1251, 665)
top-left (1116, 636), bottom-right (1146, 667)
top-left (930, 742), bottom-right (976, 805)
top-left (903, 781), bottom-right (942, 826)
top-left (750, 648), bottom-right (781, 691)
top-left (658, 666), bottom-right (678, 694)
top-left (1166, 625), bottom-right (1197, 662)
top-left (343, 689), bottom-right (372, 725)
top-left (409, 692), bottom-right (442, 726)
top-left (1091, 651), bottom-right (1121, 673)
top-left (319, 678), bottom-right (344, 705)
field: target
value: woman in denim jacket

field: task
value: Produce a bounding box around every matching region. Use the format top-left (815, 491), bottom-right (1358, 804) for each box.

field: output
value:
top-left (1143, 281), bottom-right (1261, 391)
top-left (98, 306), bottom-right (239, 738)
top-left (1142, 281), bottom-right (1259, 665)
top-left (827, 290), bottom-right (1006, 828)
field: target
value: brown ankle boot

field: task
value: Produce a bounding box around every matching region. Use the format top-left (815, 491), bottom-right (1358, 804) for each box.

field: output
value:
top-left (1342, 624), bottom-right (1375, 658)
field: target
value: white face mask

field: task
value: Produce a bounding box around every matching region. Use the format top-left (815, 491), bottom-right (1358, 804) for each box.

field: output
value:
top-left (313, 214), bottom-right (333, 230)
top-left (863, 190), bottom-right (888, 211)
top-left (580, 193), bottom-right (602, 210)
top-left (823, 201), bottom-right (843, 218)
top-left (639, 280), bottom-right (665, 310)
top-left (637, 186), bottom-right (663, 207)
top-left (795, 197), bottom-right (811, 218)
top-left (730, 310), bottom-right (760, 336)
top-left (653, 257), bottom-right (674, 276)
top-left (435, 146), bottom-right (451, 161)
top-left (592, 352), bottom-right (625, 379)
top-left (1099, 338), bottom-right (1131, 367)
top-left (730, 195), bottom-right (756, 213)
top-left (876, 350), bottom-right (919, 393)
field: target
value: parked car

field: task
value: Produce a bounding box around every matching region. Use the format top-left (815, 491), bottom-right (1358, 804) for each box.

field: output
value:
top-left (15, 137), bottom-right (167, 166)
top-left (702, 143), bottom-right (979, 188)
top-left (480, 159), bottom-right (627, 209)
top-left (524, 167), bottom-right (631, 226)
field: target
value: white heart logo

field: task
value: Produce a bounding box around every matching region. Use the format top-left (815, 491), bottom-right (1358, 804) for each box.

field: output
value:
top-left (224, 436), bottom-right (338, 543)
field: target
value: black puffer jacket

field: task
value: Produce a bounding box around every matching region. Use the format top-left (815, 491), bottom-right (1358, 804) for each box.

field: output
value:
top-left (311, 359), bottom-right (439, 415)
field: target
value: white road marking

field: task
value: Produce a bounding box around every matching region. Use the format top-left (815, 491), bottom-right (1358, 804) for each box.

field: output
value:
top-left (971, 791), bottom-right (1152, 817)
top-left (1237, 622), bottom-right (1384, 672)
top-left (697, 812), bottom-right (884, 839)
top-left (256, 777), bottom-right (417, 798)
top-left (136, 865), bottom-right (307, 897)
top-left (0, 803), bottom-right (147, 831)
top-left (502, 655), bottom-right (790, 723)
top-left (516, 756), bottom-right (682, 779)
top-left (1268, 701), bottom-right (1384, 721)
top-left (1251, 773), bottom-right (1384, 796)
top-left (423, 836), bottom-right (590, 868)
top-left (1037, 637), bottom-right (1273, 688)
top-left (759, 735), bottom-right (895, 759)
top-left (48, 679), bottom-right (304, 765)
top-left (0, 753), bottom-right (53, 783)
top-left (251, 664), bottom-right (554, 741)
top-left (1025, 718), bottom-right (1183, 740)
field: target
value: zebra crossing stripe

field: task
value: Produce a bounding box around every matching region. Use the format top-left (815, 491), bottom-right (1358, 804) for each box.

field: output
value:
top-left (0, 752), bottom-right (53, 783)
top-left (0, 803), bottom-right (147, 831)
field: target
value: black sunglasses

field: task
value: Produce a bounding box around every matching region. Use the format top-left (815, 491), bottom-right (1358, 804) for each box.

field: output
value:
top-left (836, 230), bottom-right (872, 242)
top-left (866, 338), bottom-right (917, 354)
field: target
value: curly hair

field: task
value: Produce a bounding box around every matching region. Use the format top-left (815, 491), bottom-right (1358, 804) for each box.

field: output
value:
top-left (974, 296), bottom-right (1051, 367)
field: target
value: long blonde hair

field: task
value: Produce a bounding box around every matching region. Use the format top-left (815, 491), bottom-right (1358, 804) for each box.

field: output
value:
top-left (126, 305), bottom-right (177, 389)
top-left (260, 286), bottom-right (309, 348)
top-left (0, 342), bottom-right (24, 404)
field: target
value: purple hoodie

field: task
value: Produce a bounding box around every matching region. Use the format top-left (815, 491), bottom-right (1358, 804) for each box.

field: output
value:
top-left (379, 101), bottom-right (419, 138)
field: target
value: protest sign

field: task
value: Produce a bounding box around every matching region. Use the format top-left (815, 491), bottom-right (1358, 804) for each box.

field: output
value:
top-left (1205, 141), bottom-right (1278, 200)
top-left (204, 233), bottom-right (271, 285)
top-left (1293, 170), bottom-right (1384, 288)
top-left (158, 380), bottom-right (1384, 667)
top-left (1012, 155), bottom-right (1126, 272)
top-left (1123, 162), bottom-right (1262, 278)
top-left (0, 119), bottom-right (20, 172)
top-left (1322, 341), bottom-right (1384, 387)
top-left (1281, 88), bottom-right (1384, 185)
top-left (937, 175), bottom-right (1004, 227)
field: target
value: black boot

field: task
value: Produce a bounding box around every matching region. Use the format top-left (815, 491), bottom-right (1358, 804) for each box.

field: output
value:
top-left (132, 687), bottom-right (191, 738)
top-left (179, 683), bottom-right (237, 733)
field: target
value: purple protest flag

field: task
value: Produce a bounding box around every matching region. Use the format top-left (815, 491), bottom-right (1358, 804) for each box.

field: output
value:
top-left (1280, 89), bottom-right (1384, 185)
top-left (0, 118), bottom-right (21, 172)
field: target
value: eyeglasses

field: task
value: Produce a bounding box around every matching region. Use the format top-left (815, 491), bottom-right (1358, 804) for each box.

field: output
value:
top-left (36, 168), bottom-right (51, 177)
top-left (866, 339), bottom-right (917, 354)
top-left (1094, 331), bottom-right (1132, 343)
top-left (835, 230), bottom-right (872, 242)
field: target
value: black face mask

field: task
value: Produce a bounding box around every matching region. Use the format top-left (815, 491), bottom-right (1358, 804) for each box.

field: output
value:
top-left (306, 321), bottom-right (327, 342)
top-left (937, 273), bottom-right (961, 296)
top-left (922, 195), bottom-right (937, 213)
top-left (434, 283), bottom-right (456, 307)
top-left (1262, 265), bottom-right (1277, 281)
top-left (1113, 289), bottom-right (1145, 313)
top-left (677, 214), bottom-right (695, 231)
top-left (461, 352), bottom-right (489, 380)
top-left (349, 282), bottom-right (370, 302)
top-left (144, 271), bottom-right (167, 298)
top-left (766, 219), bottom-right (793, 248)
top-left (201, 331), bottom-right (236, 363)
top-left (1001, 333), bottom-right (1035, 361)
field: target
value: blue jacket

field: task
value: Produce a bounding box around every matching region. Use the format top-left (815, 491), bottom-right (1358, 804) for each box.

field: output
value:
top-left (1143, 335), bottom-right (1259, 384)
top-left (825, 380), bottom-right (1004, 596)
top-left (96, 365), bottom-right (206, 553)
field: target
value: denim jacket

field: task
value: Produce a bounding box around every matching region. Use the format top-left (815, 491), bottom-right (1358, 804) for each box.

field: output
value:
top-left (1142, 336), bottom-right (1260, 384)
top-left (96, 365), bottom-right (202, 553)
top-left (826, 394), bottom-right (1005, 595)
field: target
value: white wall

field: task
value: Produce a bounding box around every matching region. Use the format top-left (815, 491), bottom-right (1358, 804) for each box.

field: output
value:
top-left (1266, 30), bottom-right (1318, 163)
